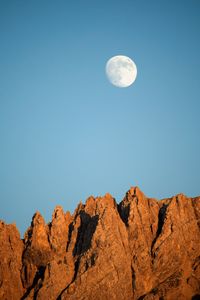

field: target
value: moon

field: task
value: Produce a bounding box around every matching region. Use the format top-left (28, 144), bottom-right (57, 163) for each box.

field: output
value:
top-left (106, 55), bottom-right (137, 88)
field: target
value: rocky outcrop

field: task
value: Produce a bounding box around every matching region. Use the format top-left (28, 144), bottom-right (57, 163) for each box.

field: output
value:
top-left (0, 221), bottom-right (24, 300)
top-left (0, 187), bottom-right (200, 299)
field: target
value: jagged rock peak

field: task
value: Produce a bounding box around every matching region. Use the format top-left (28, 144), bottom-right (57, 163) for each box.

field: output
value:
top-left (126, 185), bottom-right (146, 200)
top-left (0, 187), bottom-right (200, 300)
top-left (52, 205), bottom-right (65, 218)
top-left (33, 210), bottom-right (44, 219)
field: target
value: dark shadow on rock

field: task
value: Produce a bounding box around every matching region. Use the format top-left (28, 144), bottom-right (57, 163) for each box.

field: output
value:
top-left (73, 211), bottom-right (99, 256)
top-left (131, 265), bottom-right (136, 290)
top-left (21, 266), bottom-right (45, 300)
top-left (155, 204), bottom-right (168, 237)
top-left (192, 295), bottom-right (200, 300)
top-left (118, 203), bottom-right (130, 226)
top-left (66, 222), bottom-right (74, 251)
top-left (151, 203), bottom-right (168, 255)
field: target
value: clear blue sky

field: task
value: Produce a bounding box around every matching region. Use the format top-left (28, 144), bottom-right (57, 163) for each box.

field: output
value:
top-left (1, 0), bottom-right (200, 235)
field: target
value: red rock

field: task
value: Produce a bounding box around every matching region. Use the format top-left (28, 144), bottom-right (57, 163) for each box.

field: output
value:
top-left (0, 221), bottom-right (24, 300)
top-left (0, 188), bottom-right (199, 299)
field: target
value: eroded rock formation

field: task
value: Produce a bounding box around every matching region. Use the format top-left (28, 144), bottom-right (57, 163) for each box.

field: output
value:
top-left (0, 187), bottom-right (200, 299)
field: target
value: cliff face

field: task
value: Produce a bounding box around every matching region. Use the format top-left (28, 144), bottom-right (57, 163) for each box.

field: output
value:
top-left (0, 187), bottom-right (200, 300)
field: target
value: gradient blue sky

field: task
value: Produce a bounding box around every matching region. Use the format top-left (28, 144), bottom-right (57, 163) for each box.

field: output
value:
top-left (1, 0), bottom-right (200, 235)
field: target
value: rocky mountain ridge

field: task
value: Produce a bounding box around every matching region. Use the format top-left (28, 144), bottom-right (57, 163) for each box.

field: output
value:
top-left (0, 187), bottom-right (200, 300)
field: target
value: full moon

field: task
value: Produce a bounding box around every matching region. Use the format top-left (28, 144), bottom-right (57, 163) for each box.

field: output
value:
top-left (106, 55), bottom-right (137, 88)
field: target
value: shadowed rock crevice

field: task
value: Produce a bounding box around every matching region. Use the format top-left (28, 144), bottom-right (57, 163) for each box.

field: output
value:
top-left (156, 204), bottom-right (168, 237)
top-left (151, 203), bottom-right (168, 254)
top-left (192, 295), bottom-right (200, 300)
top-left (21, 266), bottom-right (45, 300)
top-left (118, 202), bottom-right (130, 226)
top-left (66, 222), bottom-right (74, 252)
top-left (131, 265), bottom-right (136, 290)
top-left (73, 211), bottom-right (99, 256)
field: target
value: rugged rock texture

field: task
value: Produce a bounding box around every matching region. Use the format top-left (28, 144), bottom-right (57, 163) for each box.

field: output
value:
top-left (0, 187), bottom-right (200, 300)
top-left (0, 221), bottom-right (24, 300)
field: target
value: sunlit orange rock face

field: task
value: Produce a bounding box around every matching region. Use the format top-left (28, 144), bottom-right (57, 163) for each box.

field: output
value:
top-left (0, 187), bottom-right (200, 300)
